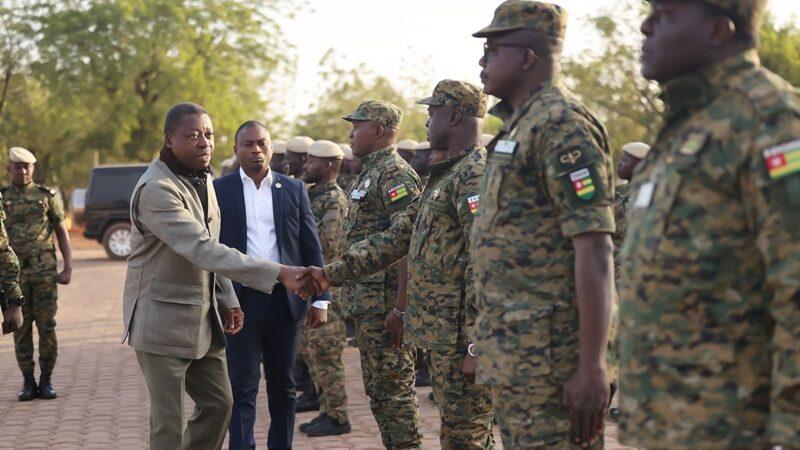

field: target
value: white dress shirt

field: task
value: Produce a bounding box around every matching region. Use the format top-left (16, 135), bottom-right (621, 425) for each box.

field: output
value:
top-left (239, 168), bottom-right (328, 310)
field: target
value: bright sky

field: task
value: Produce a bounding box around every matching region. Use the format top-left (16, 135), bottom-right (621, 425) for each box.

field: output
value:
top-left (279, 0), bottom-right (800, 120)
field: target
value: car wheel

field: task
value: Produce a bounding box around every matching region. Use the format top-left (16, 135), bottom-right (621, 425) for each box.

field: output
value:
top-left (102, 222), bottom-right (132, 260)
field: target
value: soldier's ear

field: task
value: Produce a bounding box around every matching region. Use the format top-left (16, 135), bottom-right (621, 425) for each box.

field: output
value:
top-left (164, 133), bottom-right (173, 150)
top-left (450, 108), bottom-right (463, 127)
top-left (708, 15), bottom-right (736, 48)
top-left (520, 48), bottom-right (537, 71)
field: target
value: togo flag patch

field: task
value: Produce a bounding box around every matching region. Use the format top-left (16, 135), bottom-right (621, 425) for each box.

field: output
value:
top-left (570, 168), bottom-right (596, 201)
top-left (764, 139), bottom-right (800, 180)
top-left (467, 195), bottom-right (480, 214)
top-left (388, 184), bottom-right (409, 202)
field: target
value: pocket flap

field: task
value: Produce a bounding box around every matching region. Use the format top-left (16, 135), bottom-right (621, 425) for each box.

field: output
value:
top-left (151, 280), bottom-right (203, 305)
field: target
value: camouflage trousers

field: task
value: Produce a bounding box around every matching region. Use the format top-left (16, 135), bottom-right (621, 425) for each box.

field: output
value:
top-left (353, 313), bottom-right (422, 449)
top-left (492, 384), bottom-right (603, 450)
top-left (14, 274), bottom-right (58, 374)
top-left (298, 308), bottom-right (349, 423)
top-left (427, 346), bottom-right (494, 449)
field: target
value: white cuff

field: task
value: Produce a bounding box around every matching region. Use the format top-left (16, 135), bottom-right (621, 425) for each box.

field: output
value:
top-left (311, 300), bottom-right (329, 310)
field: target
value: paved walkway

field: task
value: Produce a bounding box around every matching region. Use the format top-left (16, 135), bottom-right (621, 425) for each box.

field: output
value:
top-left (0, 245), bottom-right (634, 449)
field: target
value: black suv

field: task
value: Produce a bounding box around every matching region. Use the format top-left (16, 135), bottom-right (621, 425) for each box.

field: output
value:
top-left (83, 164), bottom-right (148, 259)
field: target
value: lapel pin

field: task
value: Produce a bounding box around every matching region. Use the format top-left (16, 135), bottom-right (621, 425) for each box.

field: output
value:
top-left (275, 182), bottom-right (282, 189)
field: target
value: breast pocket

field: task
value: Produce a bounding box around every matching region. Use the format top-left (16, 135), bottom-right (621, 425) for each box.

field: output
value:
top-left (479, 153), bottom-right (514, 226)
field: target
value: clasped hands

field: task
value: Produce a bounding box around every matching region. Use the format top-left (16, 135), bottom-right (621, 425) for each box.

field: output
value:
top-left (277, 265), bottom-right (331, 300)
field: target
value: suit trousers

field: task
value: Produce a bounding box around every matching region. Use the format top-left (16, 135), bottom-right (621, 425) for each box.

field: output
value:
top-left (227, 286), bottom-right (301, 450)
top-left (136, 337), bottom-right (233, 450)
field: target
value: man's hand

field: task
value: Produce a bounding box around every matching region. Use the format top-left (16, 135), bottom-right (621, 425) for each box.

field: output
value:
top-left (278, 265), bottom-right (318, 299)
top-left (56, 268), bottom-right (72, 285)
top-left (384, 308), bottom-right (404, 350)
top-left (306, 266), bottom-right (331, 293)
top-left (306, 306), bottom-right (327, 329)
top-left (2, 305), bottom-right (22, 334)
top-left (563, 367), bottom-right (609, 448)
top-left (223, 307), bottom-right (244, 335)
top-left (461, 354), bottom-right (478, 383)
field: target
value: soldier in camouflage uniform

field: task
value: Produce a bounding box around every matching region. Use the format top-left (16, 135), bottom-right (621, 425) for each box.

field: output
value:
top-left (471, 2), bottom-right (616, 448)
top-left (3, 147), bottom-right (73, 401)
top-left (0, 189), bottom-right (24, 336)
top-left (316, 100), bottom-right (424, 449)
top-left (315, 80), bottom-right (495, 449)
top-left (619, 1), bottom-right (800, 448)
top-left (296, 140), bottom-right (351, 437)
top-left (337, 143), bottom-right (360, 191)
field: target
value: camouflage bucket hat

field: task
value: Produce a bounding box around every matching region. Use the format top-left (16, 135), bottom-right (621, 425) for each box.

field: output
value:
top-left (343, 100), bottom-right (403, 129)
top-left (416, 80), bottom-right (488, 118)
top-left (473, 0), bottom-right (568, 40)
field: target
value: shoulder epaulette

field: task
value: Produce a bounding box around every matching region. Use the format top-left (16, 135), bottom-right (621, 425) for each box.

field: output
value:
top-left (36, 185), bottom-right (57, 196)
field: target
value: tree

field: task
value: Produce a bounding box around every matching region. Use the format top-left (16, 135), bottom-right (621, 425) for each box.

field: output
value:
top-left (759, 16), bottom-right (800, 86)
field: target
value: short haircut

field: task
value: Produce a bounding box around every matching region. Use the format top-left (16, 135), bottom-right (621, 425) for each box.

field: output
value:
top-left (701, 3), bottom-right (758, 47)
top-left (163, 102), bottom-right (209, 134)
top-left (234, 120), bottom-right (269, 143)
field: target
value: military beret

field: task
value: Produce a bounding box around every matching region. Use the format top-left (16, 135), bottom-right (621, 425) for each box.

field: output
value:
top-left (8, 147), bottom-right (36, 164)
top-left (272, 140), bottom-right (287, 155)
top-left (397, 140), bottom-right (418, 151)
top-left (473, 1), bottom-right (568, 40)
top-left (339, 143), bottom-right (354, 160)
top-left (622, 142), bottom-right (651, 159)
top-left (343, 101), bottom-right (403, 130)
top-left (481, 133), bottom-right (495, 147)
top-left (417, 79), bottom-right (488, 118)
top-left (308, 140), bottom-right (344, 159)
top-left (415, 141), bottom-right (431, 151)
top-left (287, 136), bottom-right (314, 154)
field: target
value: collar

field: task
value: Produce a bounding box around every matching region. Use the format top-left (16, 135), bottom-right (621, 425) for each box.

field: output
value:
top-left (428, 146), bottom-right (477, 176)
top-left (159, 147), bottom-right (211, 179)
top-left (10, 182), bottom-right (36, 193)
top-left (239, 167), bottom-right (273, 188)
top-left (660, 49), bottom-right (760, 121)
top-left (359, 144), bottom-right (396, 168)
top-left (308, 180), bottom-right (338, 198)
top-left (489, 76), bottom-right (564, 126)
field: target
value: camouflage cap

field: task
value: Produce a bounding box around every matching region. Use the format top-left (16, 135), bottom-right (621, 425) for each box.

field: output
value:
top-left (416, 80), bottom-right (488, 118)
top-left (686, 0), bottom-right (767, 27)
top-left (343, 100), bottom-right (403, 130)
top-left (473, 1), bottom-right (568, 40)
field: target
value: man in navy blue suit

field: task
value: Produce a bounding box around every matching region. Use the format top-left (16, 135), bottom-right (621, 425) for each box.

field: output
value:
top-left (214, 121), bottom-right (330, 450)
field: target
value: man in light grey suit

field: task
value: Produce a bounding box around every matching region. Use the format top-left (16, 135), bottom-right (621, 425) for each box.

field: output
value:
top-left (122, 102), bottom-right (316, 450)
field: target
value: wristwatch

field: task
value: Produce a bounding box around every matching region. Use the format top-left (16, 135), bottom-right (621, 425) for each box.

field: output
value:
top-left (467, 343), bottom-right (477, 357)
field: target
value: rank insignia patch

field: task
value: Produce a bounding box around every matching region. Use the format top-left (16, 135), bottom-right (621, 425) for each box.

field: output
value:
top-left (388, 184), bottom-right (409, 202)
top-left (764, 139), bottom-right (800, 180)
top-left (467, 195), bottom-right (480, 214)
top-left (570, 168), bottom-right (596, 201)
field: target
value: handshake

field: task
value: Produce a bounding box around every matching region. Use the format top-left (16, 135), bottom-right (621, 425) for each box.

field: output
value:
top-left (277, 265), bottom-right (333, 300)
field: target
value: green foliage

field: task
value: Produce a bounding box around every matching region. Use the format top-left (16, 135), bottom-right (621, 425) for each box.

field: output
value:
top-left (0, 0), bottom-right (295, 188)
top-left (759, 16), bottom-right (800, 86)
top-left (293, 50), bottom-right (433, 143)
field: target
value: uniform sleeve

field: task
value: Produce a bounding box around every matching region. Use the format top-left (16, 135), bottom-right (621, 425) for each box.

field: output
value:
top-left (324, 199), bottom-right (417, 286)
top-left (742, 112), bottom-right (800, 446)
top-left (542, 117), bottom-right (615, 238)
top-left (47, 189), bottom-right (66, 225)
top-left (0, 195), bottom-right (22, 300)
top-left (317, 194), bottom-right (346, 264)
top-left (453, 165), bottom-right (483, 344)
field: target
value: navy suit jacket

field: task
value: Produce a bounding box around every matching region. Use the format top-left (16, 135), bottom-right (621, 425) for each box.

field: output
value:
top-left (214, 171), bottom-right (327, 321)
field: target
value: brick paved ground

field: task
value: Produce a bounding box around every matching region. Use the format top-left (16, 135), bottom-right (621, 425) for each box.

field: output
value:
top-left (0, 243), bottom-right (635, 449)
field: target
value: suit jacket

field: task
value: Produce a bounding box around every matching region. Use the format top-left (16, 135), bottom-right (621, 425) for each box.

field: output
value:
top-left (122, 159), bottom-right (281, 359)
top-left (214, 170), bottom-right (327, 321)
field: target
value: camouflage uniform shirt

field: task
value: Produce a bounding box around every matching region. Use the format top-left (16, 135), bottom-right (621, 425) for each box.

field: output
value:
top-left (326, 147), bottom-right (486, 350)
top-left (326, 145), bottom-right (421, 317)
top-left (619, 50), bottom-right (800, 449)
top-left (1, 183), bottom-right (65, 277)
top-left (471, 78), bottom-right (615, 387)
top-left (0, 190), bottom-right (21, 299)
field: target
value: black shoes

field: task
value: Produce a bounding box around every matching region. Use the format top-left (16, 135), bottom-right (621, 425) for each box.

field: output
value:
top-left (304, 414), bottom-right (351, 437)
top-left (18, 372), bottom-right (38, 402)
top-left (39, 372), bottom-right (57, 400)
top-left (299, 413), bottom-right (326, 433)
top-left (295, 389), bottom-right (320, 412)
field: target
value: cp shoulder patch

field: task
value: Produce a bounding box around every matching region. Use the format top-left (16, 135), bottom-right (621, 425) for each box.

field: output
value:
top-left (678, 131), bottom-right (709, 156)
top-left (763, 139), bottom-right (800, 180)
top-left (388, 184), bottom-right (409, 202)
top-left (467, 195), bottom-right (480, 214)
top-left (570, 168), bottom-right (596, 201)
